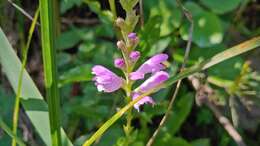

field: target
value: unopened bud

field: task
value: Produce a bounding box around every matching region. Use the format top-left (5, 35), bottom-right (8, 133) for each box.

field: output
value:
top-left (128, 32), bottom-right (139, 46)
top-left (117, 40), bottom-right (126, 50)
top-left (114, 58), bottom-right (125, 69)
top-left (130, 51), bottom-right (140, 62)
top-left (128, 33), bottom-right (137, 40)
top-left (115, 17), bottom-right (125, 28)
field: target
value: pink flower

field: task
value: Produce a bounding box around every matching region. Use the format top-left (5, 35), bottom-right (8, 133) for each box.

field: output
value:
top-left (132, 92), bottom-right (155, 112)
top-left (130, 51), bottom-right (140, 62)
top-left (114, 58), bottom-right (125, 69)
top-left (92, 65), bottom-right (123, 93)
top-left (132, 71), bottom-right (169, 111)
top-left (128, 33), bottom-right (137, 40)
top-left (130, 54), bottom-right (168, 80)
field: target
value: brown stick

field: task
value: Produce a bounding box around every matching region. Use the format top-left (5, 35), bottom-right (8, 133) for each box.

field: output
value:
top-left (205, 100), bottom-right (247, 146)
top-left (146, 1), bottom-right (193, 145)
top-left (189, 76), bottom-right (247, 146)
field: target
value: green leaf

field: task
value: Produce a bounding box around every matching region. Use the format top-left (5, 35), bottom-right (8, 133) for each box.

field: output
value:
top-left (191, 138), bottom-right (210, 146)
top-left (119, 0), bottom-right (138, 12)
top-left (0, 117), bottom-right (26, 146)
top-left (57, 52), bottom-right (71, 67)
top-left (154, 137), bottom-right (192, 146)
top-left (180, 11), bottom-right (223, 47)
top-left (200, 0), bottom-right (242, 14)
top-left (39, 0), bottom-right (63, 144)
top-left (84, 0), bottom-right (113, 25)
top-left (165, 93), bottom-right (194, 135)
top-left (61, 0), bottom-right (82, 14)
top-left (145, 0), bottom-right (181, 36)
top-left (59, 64), bottom-right (92, 86)
top-left (0, 28), bottom-right (73, 146)
top-left (148, 37), bottom-right (171, 55)
top-left (184, 1), bottom-right (204, 16)
top-left (57, 27), bottom-right (94, 50)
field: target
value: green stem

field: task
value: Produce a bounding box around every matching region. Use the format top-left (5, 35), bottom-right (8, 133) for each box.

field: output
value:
top-left (39, 0), bottom-right (62, 145)
top-left (12, 8), bottom-right (39, 146)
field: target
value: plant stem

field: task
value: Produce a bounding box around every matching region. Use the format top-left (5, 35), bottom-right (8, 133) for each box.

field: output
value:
top-left (139, 0), bottom-right (144, 27)
top-left (12, 7), bottom-right (39, 146)
top-left (123, 58), bottom-right (133, 144)
top-left (39, 0), bottom-right (62, 145)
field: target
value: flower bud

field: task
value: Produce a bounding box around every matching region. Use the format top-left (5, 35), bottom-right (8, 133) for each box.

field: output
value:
top-left (128, 32), bottom-right (139, 46)
top-left (128, 33), bottom-right (137, 40)
top-left (130, 51), bottom-right (140, 62)
top-left (114, 58), bottom-right (125, 69)
top-left (115, 17), bottom-right (125, 28)
top-left (117, 40), bottom-right (127, 51)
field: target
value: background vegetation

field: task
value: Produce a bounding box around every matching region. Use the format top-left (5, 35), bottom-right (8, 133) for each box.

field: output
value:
top-left (0, 0), bottom-right (259, 146)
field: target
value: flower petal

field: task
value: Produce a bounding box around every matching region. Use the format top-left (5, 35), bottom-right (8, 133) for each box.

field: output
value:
top-left (130, 53), bottom-right (168, 80)
top-left (92, 65), bottom-right (123, 93)
top-left (132, 92), bottom-right (155, 112)
top-left (136, 71), bottom-right (169, 93)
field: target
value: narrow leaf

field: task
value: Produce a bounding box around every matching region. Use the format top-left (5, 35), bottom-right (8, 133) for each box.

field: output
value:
top-left (39, 0), bottom-right (62, 145)
top-left (0, 117), bottom-right (26, 146)
top-left (0, 28), bottom-right (73, 146)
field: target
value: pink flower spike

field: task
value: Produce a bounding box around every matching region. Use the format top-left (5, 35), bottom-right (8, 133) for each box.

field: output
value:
top-left (132, 92), bottom-right (155, 112)
top-left (130, 51), bottom-right (140, 62)
top-left (137, 71), bottom-right (169, 93)
top-left (114, 58), bottom-right (125, 69)
top-left (130, 53), bottom-right (168, 80)
top-left (92, 65), bottom-right (123, 93)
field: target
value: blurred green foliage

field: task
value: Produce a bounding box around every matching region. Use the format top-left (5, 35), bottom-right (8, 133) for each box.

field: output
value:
top-left (56, 0), bottom-right (259, 145)
top-left (0, 0), bottom-right (259, 145)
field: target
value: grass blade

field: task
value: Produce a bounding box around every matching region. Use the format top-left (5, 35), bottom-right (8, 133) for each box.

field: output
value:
top-left (39, 0), bottom-right (62, 145)
top-left (12, 7), bottom-right (39, 146)
top-left (0, 28), bottom-right (73, 146)
top-left (0, 117), bottom-right (26, 146)
top-left (165, 36), bottom-right (260, 86)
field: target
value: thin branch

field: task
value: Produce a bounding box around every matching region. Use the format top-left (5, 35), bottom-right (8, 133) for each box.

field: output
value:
top-left (206, 100), bottom-right (247, 146)
top-left (11, 7), bottom-right (39, 146)
top-left (146, 0), bottom-right (193, 145)
top-left (139, 0), bottom-right (144, 27)
top-left (7, 0), bottom-right (40, 25)
top-left (189, 76), bottom-right (247, 146)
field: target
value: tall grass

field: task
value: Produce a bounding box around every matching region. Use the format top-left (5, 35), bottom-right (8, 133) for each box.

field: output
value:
top-left (11, 7), bottom-right (39, 146)
top-left (39, 0), bottom-right (62, 145)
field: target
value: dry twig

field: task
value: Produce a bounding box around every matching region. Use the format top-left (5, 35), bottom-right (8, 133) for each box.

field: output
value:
top-left (189, 76), bottom-right (247, 146)
top-left (146, 0), bottom-right (193, 145)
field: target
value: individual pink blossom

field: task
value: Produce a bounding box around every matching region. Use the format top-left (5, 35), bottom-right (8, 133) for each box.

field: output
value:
top-left (130, 51), bottom-right (140, 62)
top-left (114, 58), bottom-right (125, 69)
top-left (128, 32), bottom-right (137, 40)
top-left (92, 65), bottom-right (123, 93)
top-left (132, 92), bottom-right (155, 112)
top-left (132, 71), bottom-right (169, 111)
top-left (130, 54), bottom-right (168, 80)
